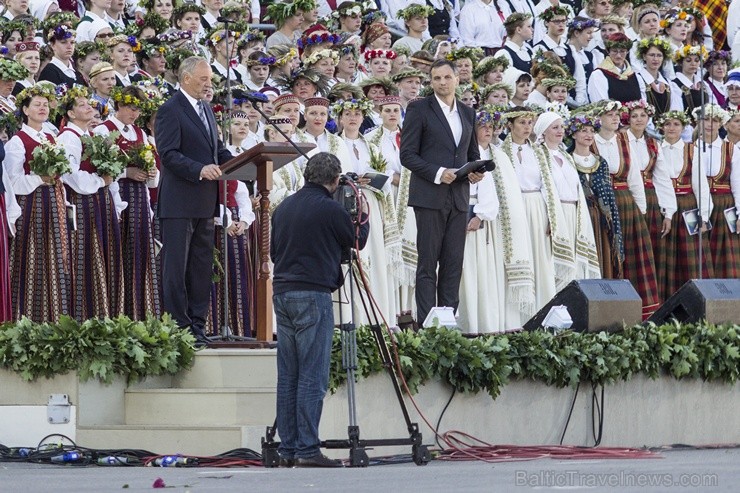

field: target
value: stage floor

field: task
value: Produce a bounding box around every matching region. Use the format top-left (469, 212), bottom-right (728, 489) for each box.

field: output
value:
top-left (1, 448), bottom-right (734, 492)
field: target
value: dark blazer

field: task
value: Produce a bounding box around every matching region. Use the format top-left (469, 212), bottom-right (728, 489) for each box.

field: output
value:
top-left (399, 95), bottom-right (479, 212)
top-left (155, 89), bottom-right (232, 219)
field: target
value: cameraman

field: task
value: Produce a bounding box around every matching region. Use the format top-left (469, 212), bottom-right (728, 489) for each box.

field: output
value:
top-left (271, 152), bottom-right (369, 467)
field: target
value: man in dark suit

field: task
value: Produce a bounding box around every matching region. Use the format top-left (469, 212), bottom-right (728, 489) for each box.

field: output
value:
top-left (155, 56), bottom-right (232, 345)
top-left (400, 59), bottom-right (483, 326)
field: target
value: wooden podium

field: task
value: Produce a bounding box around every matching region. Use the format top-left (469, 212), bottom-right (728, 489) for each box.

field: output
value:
top-left (219, 142), bottom-right (315, 341)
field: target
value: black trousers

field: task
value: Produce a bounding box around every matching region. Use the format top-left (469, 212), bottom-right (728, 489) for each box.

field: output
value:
top-left (160, 217), bottom-right (215, 336)
top-left (413, 191), bottom-right (467, 326)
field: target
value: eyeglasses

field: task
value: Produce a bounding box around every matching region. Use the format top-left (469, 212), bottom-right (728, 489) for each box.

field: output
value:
top-left (96, 32), bottom-right (115, 39)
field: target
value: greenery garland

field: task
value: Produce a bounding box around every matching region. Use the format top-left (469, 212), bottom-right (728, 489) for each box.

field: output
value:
top-left (329, 323), bottom-right (740, 398)
top-left (0, 315), bottom-right (196, 384)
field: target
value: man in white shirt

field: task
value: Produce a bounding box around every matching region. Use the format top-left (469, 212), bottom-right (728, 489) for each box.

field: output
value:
top-left (459, 0), bottom-right (507, 51)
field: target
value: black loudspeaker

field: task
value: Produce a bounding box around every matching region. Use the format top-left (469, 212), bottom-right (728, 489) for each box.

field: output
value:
top-left (648, 279), bottom-right (740, 325)
top-left (523, 280), bottom-right (642, 333)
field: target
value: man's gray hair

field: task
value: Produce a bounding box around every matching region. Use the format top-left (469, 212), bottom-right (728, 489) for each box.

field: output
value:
top-left (303, 152), bottom-right (342, 186)
top-left (178, 56), bottom-right (208, 82)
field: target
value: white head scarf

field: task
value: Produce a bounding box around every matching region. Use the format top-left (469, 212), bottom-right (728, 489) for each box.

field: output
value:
top-left (30, 0), bottom-right (58, 21)
top-left (534, 111), bottom-right (563, 141)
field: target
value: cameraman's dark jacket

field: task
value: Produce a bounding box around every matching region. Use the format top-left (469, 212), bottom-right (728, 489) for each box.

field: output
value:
top-left (271, 182), bottom-right (369, 294)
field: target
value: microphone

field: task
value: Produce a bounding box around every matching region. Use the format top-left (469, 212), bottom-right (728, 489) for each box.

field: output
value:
top-left (232, 88), bottom-right (268, 103)
top-left (216, 16), bottom-right (233, 23)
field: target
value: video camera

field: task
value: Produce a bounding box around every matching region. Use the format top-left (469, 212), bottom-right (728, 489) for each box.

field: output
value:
top-left (334, 172), bottom-right (360, 220)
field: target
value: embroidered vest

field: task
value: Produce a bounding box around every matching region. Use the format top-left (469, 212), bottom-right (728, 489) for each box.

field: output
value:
top-left (599, 69), bottom-right (641, 103)
top-left (670, 143), bottom-right (694, 194)
top-left (101, 120), bottom-right (144, 164)
top-left (502, 45), bottom-right (532, 73)
top-left (17, 130), bottom-right (56, 174)
top-left (219, 180), bottom-right (238, 208)
top-left (708, 142), bottom-right (734, 194)
top-left (58, 127), bottom-right (96, 174)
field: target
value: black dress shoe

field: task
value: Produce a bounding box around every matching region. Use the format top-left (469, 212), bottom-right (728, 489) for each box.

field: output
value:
top-left (279, 457), bottom-right (295, 468)
top-left (295, 454), bottom-right (343, 468)
top-left (193, 334), bottom-right (212, 348)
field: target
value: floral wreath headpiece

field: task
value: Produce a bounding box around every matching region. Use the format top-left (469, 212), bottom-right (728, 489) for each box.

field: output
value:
top-left (564, 114), bottom-right (601, 137)
top-left (475, 105), bottom-right (507, 126)
top-left (504, 108), bottom-right (538, 122)
top-left (397, 4), bottom-right (435, 21)
top-left (567, 17), bottom-right (599, 34)
top-left (673, 44), bottom-right (708, 63)
top-left (636, 36), bottom-right (672, 61)
top-left (446, 46), bottom-right (484, 64)
top-left (364, 49), bottom-right (397, 62)
top-left (172, 3), bottom-right (206, 20)
top-left (157, 30), bottom-right (192, 44)
top-left (47, 24), bottom-right (75, 43)
top-left (298, 31), bottom-right (341, 50)
top-left (390, 67), bottom-right (426, 83)
top-left (74, 41), bottom-right (104, 60)
top-left (660, 8), bottom-right (693, 30)
top-left (246, 55), bottom-right (276, 67)
top-left (692, 104), bottom-right (729, 125)
top-left (705, 50), bottom-right (731, 68)
top-left (593, 99), bottom-right (624, 116)
top-left (539, 5), bottom-right (570, 22)
top-left (622, 99), bottom-right (655, 117)
top-left (542, 76), bottom-right (576, 89)
top-left (274, 47), bottom-right (298, 67)
top-left (479, 83), bottom-right (514, 101)
top-left (503, 12), bottom-right (532, 28)
top-left (330, 98), bottom-right (374, 118)
top-left (208, 29), bottom-right (242, 48)
top-left (304, 48), bottom-right (340, 66)
top-left (16, 83), bottom-right (55, 108)
top-left (111, 87), bottom-right (147, 110)
top-left (604, 33), bottom-right (633, 50)
top-left (654, 110), bottom-right (690, 128)
top-left (238, 29), bottom-right (266, 46)
top-left (333, 3), bottom-right (363, 19)
top-left (473, 56), bottom-right (509, 79)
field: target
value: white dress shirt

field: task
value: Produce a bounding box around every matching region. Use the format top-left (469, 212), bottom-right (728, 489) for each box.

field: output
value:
top-left (366, 126), bottom-right (402, 175)
top-left (433, 94), bottom-right (463, 184)
top-left (548, 146), bottom-right (580, 203)
top-left (470, 172), bottom-right (500, 221)
top-left (459, 0), bottom-right (507, 48)
top-left (696, 138), bottom-right (740, 214)
top-left (662, 139), bottom-right (713, 222)
top-left (595, 132), bottom-right (647, 213)
top-left (636, 68), bottom-right (682, 113)
top-left (496, 40), bottom-right (533, 68)
top-left (3, 125), bottom-right (50, 195)
top-left (627, 130), bottom-right (677, 218)
top-left (58, 122), bottom-right (106, 195)
top-left (511, 142), bottom-right (543, 192)
top-left (94, 116), bottom-right (158, 189)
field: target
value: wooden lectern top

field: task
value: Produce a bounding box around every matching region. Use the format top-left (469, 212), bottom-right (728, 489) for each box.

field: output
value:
top-left (219, 142), bottom-right (316, 181)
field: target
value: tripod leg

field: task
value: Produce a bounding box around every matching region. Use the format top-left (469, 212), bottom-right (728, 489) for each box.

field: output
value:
top-left (261, 420), bottom-right (280, 467)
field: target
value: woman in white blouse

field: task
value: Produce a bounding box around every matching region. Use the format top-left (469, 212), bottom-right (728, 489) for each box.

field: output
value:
top-left (655, 110), bottom-right (714, 296)
top-left (634, 37), bottom-right (681, 121)
top-left (335, 98), bottom-right (402, 325)
top-left (693, 105), bottom-right (740, 279)
top-left (4, 86), bottom-right (71, 321)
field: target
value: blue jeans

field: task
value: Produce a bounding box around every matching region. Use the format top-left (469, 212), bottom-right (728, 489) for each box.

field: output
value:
top-left (274, 290), bottom-right (334, 459)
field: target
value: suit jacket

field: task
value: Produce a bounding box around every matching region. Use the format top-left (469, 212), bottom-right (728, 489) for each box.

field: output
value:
top-left (156, 89), bottom-right (233, 219)
top-left (399, 95), bottom-right (479, 212)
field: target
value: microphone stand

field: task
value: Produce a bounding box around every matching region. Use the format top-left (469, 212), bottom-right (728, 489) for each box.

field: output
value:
top-left (212, 17), bottom-right (254, 342)
top-left (248, 99), bottom-right (310, 160)
top-left (696, 60), bottom-right (706, 280)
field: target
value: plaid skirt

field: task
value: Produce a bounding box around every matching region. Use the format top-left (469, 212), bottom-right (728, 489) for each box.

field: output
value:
top-left (614, 189), bottom-right (660, 319)
top-left (206, 206), bottom-right (255, 337)
top-left (10, 183), bottom-right (71, 322)
top-left (0, 194), bottom-right (11, 322)
top-left (119, 179), bottom-right (161, 320)
top-left (708, 193), bottom-right (740, 279)
top-left (66, 186), bottom-right (125, 320)
top-left (659, 193), bottom-right (714, 298)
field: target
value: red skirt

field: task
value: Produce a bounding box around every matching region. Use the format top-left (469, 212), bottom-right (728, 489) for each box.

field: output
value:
top-left (0, 194), bottom-right (11, 322)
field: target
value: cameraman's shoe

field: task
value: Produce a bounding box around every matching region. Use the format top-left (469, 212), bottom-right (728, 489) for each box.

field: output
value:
top-left (295, 454), bottom-right (343, 468)
top-left (279, 457), bottom-right (295, 468)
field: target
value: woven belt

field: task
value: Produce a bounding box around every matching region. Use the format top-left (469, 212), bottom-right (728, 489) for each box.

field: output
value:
top-left (560, 200), bottom-right (577, 205)
top-left (710, 185), bottom-right (732, 194)
top-left (613, 182), bottom-right (628, 190)
top-left (643, 179), bottom-right (654, 189)
top-left (674, 185), bottom-right (692, 195)
top-left (521, 189), bottom-right (541, 194)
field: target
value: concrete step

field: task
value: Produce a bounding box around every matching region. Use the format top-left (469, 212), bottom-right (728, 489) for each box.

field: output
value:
top-left (124, 388), bottom-right (276, 426)
top-left (172, 349), bottom-right (277, 389)
top-left (76, 424), bottom-right (270, 457)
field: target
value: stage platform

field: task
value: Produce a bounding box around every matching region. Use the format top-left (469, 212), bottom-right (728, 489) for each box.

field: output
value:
top-left (2, 348), bottom-right (739, 456)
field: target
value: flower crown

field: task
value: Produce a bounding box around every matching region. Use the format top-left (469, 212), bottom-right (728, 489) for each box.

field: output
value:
top-left (47, 25), bottom-right (75, 43)
top-left (692, 104), bottom-right (729, 125)
top-left (41, 12), bottom-right (76, 38)
top-left (473, 56), bottom-right (509, 79)
top-left (16, 84), bottom-right (55, 108)
top-left (247, 55), bottom-right (276, 66)
top-left (475, 105), bottom-right (506, 126)
top-left (240, 29), bottom-right (266, 45)
top-left (636, 36), bottom-right (673, 60)
top-left (127, 11), bottom-right (169, 37)
top-left (705, 50), bottom-right (731, 67)
top-left (564, 115), bottom-right (601, 136)
top-left (673, 44), bottom-right (708, 63)
top-left (274, 47), bottom-right (298, 66)
top-left (2, 19), bottom-right (33, 40)
top-left (330, 98), bottom-right (374, 118)
top-left (604, 34), bottom-right (633, 50)
top-left (543, 101), bottom-right (571, 119)
top-left (75, 41), bottom-right (105, 60)
top-left (542, 76), bottom-right (576, 89)
top-left (567, 17), bottom-right (600, 34)
top-left (479, 83), bottom-right (514, 101)
top-left (304, 48), bottom-right (339, 66)
top-left (0, 59), bottom-right (29, 81)
top-left (397, 4), bottom-right (435, 21)
top-left (654, 110), bottom-right (690, 128)
top-left (0, 110), bottom-right (20, 135)
top-left (459, 82), bottom-right (479, 96)
top-left (221, 3), bottom-right (248, 18)
top-left (111, 87), bottom-right (147, 110)
top-left (446, 46), bottom-right (484, 63)
top-left (681, 6), bottom-right (704, 21)
top-left (539, 5), bottom-right (570, 22)
top-left (297, 32), bottom-right (341, 50)
top-left (172, 3), bottom-right (206, 19)
top-left (364, 49), bottom-right (397, 62)
top-left (660, 8), bottom-right (693, 29)
top-left (503, 12), bottom-right (532, 27)
top-left (337, 43), bottom-right (359, 58)
top-left (334, 4), bottom-right (362, 18)
top-left (165, 46), bottom-right (200, 71)
top-left (622, 99), bottom-right (655, 117)
top-left (142, 42), bottom-right (169, 57)
top-left (593, 99), bottom-right (624, 116)
top-left (208, 29), bottom-right (241, 47)
top-left (157, 30), bottom-right (193, 44)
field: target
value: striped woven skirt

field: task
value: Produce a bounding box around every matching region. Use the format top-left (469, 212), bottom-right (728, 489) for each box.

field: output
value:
top-left (10, 183), bottom-right (71, 322)
top-left (0, 194), bottom-right (11, 322)
top-left (586, 195), bottom-right (620, 279)
top-left (66, 186), bottom-right (125, 320)
top-left (659, 193), bottom-right (714, 297)
top-left (207, 206), bottom-right (255, 337)
top-left (119, 179), bottom-right (161, 320)
top-left (708, 192), bottom-right (740, 279)
top-left (614, 189), bottom-right (660, 319)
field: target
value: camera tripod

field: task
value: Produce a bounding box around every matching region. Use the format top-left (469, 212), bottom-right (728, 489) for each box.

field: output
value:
top-left (262, 203), bottom-right (431, 467)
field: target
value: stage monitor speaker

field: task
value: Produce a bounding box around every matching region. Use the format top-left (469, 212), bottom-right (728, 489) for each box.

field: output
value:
top-left (648, 279), bottom-right (740, 325)
top-left (523, 280), bottom-right (642, 333)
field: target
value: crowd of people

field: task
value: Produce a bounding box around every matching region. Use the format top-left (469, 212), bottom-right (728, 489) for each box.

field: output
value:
top-left (0, 0), bottom-right (738, 334)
